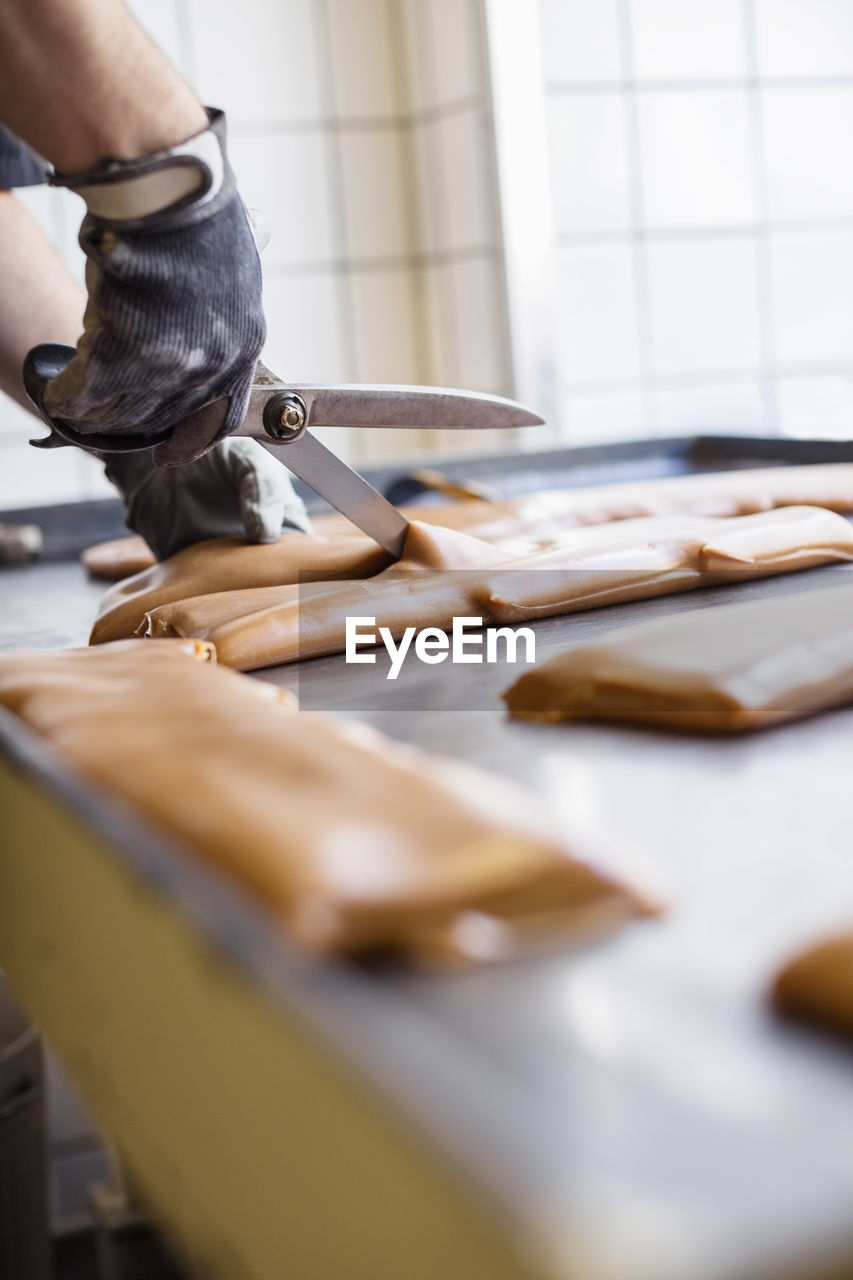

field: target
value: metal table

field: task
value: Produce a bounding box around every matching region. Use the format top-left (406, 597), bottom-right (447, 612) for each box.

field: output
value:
top-left (3, 437), bottom-right (853, 1280)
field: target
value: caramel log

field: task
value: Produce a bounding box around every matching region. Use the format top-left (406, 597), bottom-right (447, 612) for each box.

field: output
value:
top-left (504, 579), bottom-right (853, 732)
top-left (90, 463), bottom-right (853, 642)
top-left (91, 531), bottom-right (393, 645)
top-left (137, 509), bottom-right (853, 672)
top-left (772, 932), bottom-right (853, 1039)
top-left (0, 642), bottom-right (655, 964)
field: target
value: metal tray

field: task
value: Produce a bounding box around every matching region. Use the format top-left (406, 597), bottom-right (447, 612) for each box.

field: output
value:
top-left (3, 434), bottom-right (853, 1280)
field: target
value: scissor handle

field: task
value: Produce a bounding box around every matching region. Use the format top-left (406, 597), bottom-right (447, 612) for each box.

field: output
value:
top-left (23, 341), bottom-right (176, 454)
top-left (23, 342), bottom-right (76, 407)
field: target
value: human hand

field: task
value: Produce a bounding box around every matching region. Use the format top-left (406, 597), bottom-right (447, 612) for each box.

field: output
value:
top-left (25, 109), bottom-right (264, 465)
top-left (104, 438), bottom-right (311, 561)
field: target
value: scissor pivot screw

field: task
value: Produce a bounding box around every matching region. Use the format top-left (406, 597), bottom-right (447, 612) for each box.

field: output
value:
top-left (263, 393), bottom-right (307, 442)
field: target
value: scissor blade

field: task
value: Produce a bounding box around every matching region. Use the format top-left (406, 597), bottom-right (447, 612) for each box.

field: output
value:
top-left (262, 431), bottom-right (410, 558)
top-left (305, 384), bottom-right (544, 430)
top-left (240, 381), bottom-right (544, 434)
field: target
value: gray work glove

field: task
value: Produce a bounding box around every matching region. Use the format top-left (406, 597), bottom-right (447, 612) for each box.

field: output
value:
top-left (104, 438), bottom-right (311, 561)
top-left (27, 108), bottom-right (263, 465)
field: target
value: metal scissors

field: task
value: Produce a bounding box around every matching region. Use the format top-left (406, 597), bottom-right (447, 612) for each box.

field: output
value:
top-left (235, 362), bottom-right (543, 556)
top-left (23, 346), bottom-right (543, 558)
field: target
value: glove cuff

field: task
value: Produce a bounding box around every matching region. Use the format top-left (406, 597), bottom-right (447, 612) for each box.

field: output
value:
top-left (49, 107), bottom-right (228, 226)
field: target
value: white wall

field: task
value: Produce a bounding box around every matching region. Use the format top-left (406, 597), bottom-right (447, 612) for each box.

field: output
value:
top-left (539, 0), bottom-right (853, 442)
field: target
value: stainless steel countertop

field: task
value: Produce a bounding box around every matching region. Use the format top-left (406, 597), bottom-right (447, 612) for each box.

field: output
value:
top-left (4, 543), bottom-right (853, 1280)
top-left (256, 561), bottom-right (853, 1280)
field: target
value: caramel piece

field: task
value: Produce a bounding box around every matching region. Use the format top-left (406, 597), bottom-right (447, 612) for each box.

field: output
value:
top-left (772, 932), bottom-right (853, 1039)
top-left (0, 642), bottom-right (656, 964)
top-left (382, 462), bottom-right (853, 542)
top-left (82, 535), bottom-right (156, 581)
top-left (505, 579), bottom-right (853, 732)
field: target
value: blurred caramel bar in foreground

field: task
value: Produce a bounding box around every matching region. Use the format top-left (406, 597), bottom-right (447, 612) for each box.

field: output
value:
top-left (0, 640), bottom-right (657, 966)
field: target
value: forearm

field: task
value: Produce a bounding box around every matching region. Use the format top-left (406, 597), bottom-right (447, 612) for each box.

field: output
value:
top-left (0, 0), bottom-right (206, 171)
top-left (6, 8), bottom-right (264, 465)
top-left (0, 192), bottom-right (85, 409)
